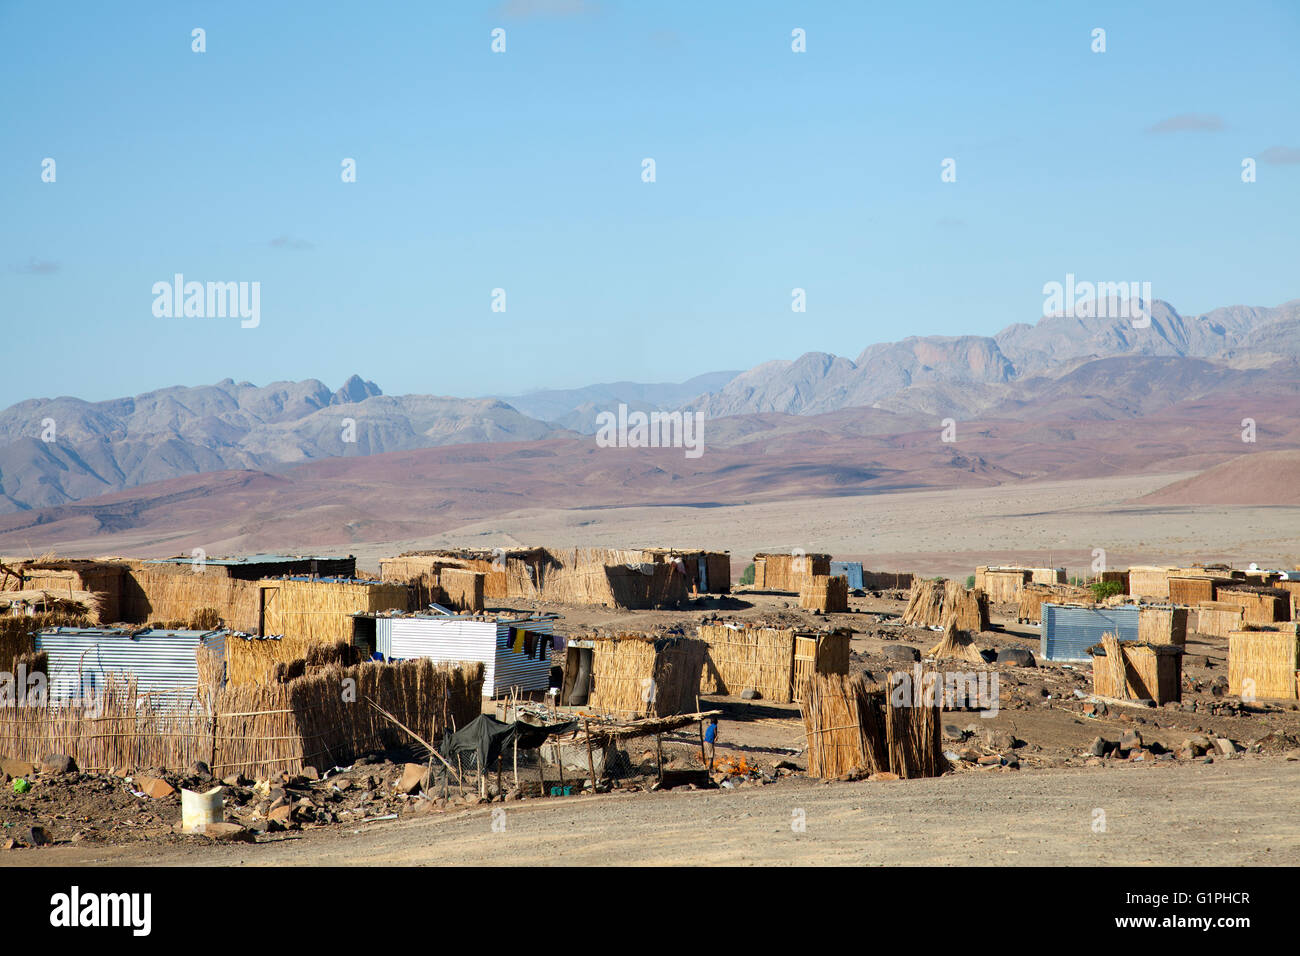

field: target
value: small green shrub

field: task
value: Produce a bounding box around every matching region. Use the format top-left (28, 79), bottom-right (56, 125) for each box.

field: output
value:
top-left (740, 563), bottom-right (755, 586)
top-left (1089, 580), bottom-right (1123, 602)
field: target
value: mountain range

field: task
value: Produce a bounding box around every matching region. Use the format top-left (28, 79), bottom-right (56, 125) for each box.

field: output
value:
top-left (1, 297), bottom-right (1297, 515)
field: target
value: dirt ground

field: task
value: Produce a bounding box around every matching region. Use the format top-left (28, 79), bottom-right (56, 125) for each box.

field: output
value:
top-left (3, 589), bottom-right (1298, 866)
top-left (16, 761), bottom-right (1300, 867)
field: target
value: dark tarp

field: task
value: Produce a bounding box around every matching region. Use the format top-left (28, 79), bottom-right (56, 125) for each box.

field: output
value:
top-left (438, 714), bottom-right (578, 774)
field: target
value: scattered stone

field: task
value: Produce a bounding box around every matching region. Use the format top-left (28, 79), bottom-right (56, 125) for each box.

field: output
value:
top-left (135, 776), bottom-right (175, 799)
top-left (39, 753), bottom-right (77, 775)
top-left (1215, 738), bottom-right (1239, 755)
top-left (942, 724), bottom-right (968, 741)
top-left (396, 763), bottom-right (429, 795)
top-left (996, 647), bottom-right (1036, 667)
top-left (1119, 730), bottom-right (1143, 753)
top-left (267, 805), bottom-right (295, 824)
top-left (739, 688), bottom-right (761, 700)
top-left (223, 773), bottom-right (249, 787)
top-left (0, 757), bottom-right (37, 779)
top-left (187, 761), bottom-right (212, 780)
top-left (882, 644), bottom-right (921, 663)
top-left (202, 822), bottom-right (254, 842)
top-left (16, 825), bottom-right (49, 847)
top-left (1088, 736), bottom-right (1109, 757)
top-left (300, 766), bottom-right (320, 782)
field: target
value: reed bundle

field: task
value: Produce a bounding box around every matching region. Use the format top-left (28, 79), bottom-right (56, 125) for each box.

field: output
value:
top-left (589, 635), bottom-right (706, 717)
top-left (792, 630), bottom-right (852, 703)
top-left (4, 560), bottom-right (128, 623)
top-left (260, 578), bottom-right (410, 645)
top-left (0, 589), bottom-right (103, 620)
top-left (927, 619), bottom-right (986, 664)
top-left (902, 579), bottom-right (989, 631)
top-left (800, 574), bottom-right (848, 613)
top-left (799, 672), bottom-right (947, 780)
top-left (1227, 629), bottom-right (1300, 699)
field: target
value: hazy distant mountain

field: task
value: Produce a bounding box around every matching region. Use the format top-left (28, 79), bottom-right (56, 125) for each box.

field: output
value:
top-left (687, 299), bottom-right (1300, 420)
top-left (497, 371), bottom-right (741, 432)
top-left (0, 377), bottom-right (565, 512)
top-left (2, 297), bottom-right (1297, 514)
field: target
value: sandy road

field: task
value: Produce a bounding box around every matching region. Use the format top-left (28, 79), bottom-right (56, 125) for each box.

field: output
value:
top-left (19, 760), bottom-right (1299, 867)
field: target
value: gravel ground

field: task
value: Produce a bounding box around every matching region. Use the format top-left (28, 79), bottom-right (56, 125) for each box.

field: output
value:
top-left (15, 759), bottom-right (1299, 867)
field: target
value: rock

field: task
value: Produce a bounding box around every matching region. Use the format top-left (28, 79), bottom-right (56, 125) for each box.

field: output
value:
top-left (739, 688), bottom-right (761, 700)
top-left (1215, 738), bottom-right (1239, 755)
top-left (1210, 676), bottom-right (1229, 698)
top-left (1182, 735), bottom-right (1212, 757)
top-left (16, 825), bottom-right (49, 847)
top-left (202, 822), bottom-right (254, 842)
top-left (1119, 730), bottom-right (1143, 753)
top-left (331, 777), bottom-right (352, 792)
top-left (39, 753), bottom-right (77, 775)
top-left (977, 754), bottom-right (1002, 766)
top-left (300, 766), bottom-right (320, 782)
top-left (882, 644), bottom-right (921, 663)
top-left (0, 757), bottom-right (37, 779)
top-left (985, 729), bottom-right (1020, 751)
top-left (267, 804), bottom-right (295, 824)
top-left (1088, 736), bottom-right (1109, 757)
top-left (223, 773), bottom-right (249, 787)
top-left (996, 647), bottom-right (1036, 667)
top-left (187, 761), bottom-right (212, 780)
top-left (942, 724), bottom-right (967, 741)
top-left (135, 776), bottom-right (175, 799)
top-left (867, 772), bottom-right (899, 781)
top-left (396, 763), bottom-right (429, 795)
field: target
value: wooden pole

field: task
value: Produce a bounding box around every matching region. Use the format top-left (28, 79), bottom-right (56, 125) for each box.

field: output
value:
top-left (583, 718), bottom-right (597, 792)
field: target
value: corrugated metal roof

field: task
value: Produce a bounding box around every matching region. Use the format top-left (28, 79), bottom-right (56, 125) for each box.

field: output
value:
top-left (376, 618), bottom-right (555, 697)
top-left (35, 627), bottom-right (226, 707)
top-left (1041, 605), bottom-right (1139, 662)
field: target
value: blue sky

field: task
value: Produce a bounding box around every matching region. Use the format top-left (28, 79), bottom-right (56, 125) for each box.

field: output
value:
top-left (2, 0), bottom-right (1298, 408)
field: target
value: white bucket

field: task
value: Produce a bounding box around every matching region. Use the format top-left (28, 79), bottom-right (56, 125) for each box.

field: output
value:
top-left (180, 786), bottom-right (225, 833)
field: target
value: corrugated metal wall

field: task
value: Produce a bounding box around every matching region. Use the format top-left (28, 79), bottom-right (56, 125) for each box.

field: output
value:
top-left (35, 627), bottom-right (225, 706)
top-left (829, 562), bottom-right (864, 590)
top-left (1041, 605), bottom-right (1139, 662)
top-left (376, 617), bottom-right (554, 696)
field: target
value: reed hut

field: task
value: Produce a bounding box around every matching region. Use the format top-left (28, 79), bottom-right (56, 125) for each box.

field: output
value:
top-left (1089, 633), bottom-right (1182, 705)
top-left (259, 578), bottom-right (411, 645)
top-left (862, 569), bottom-right (914, 590)
top-left (975, 567), bottom-right (1031, 603)
top-left (1167, 574), bottom-right (1233, 606)
top-left (800, 574), bottom-right (849, 613)
top-left (588, 635), bottom-right (707, 718)
top-left (697, 624), bottom-right (849, 703)
top-left (380, 548), bottom-right (551, 602)
top-left (4, 559), bottom-right (129, 624)
top-left (1098, 569), bottom-right (1130, 593)
top-left (438, 568), bottom-right (485, 613)
top-left (1227, 629), bottom-right (1300, 699)
top-left (1127, 566), bottom-right (1177, 600)
top-left (0, 611), bottom-right (89, 674)
top-left (1195, 601), bottom-right (1245, 638)
top-left (1028, 567), bottom-right (1067, 586)
top-left (1137, 606), bottom-right (1189, 647)
top-left (751, 552), bottom-right (831, 592)
top-left (1016, 583), bottom-right (1091, 624)
top-left (902, 579), bottom-right (989, 631)
top-left (799, 672), bottom-right (948, 780)
top-left (1216, 586), bottom-right (1291, 625)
